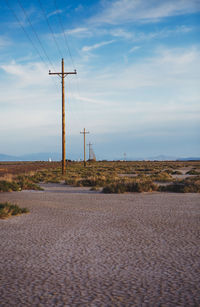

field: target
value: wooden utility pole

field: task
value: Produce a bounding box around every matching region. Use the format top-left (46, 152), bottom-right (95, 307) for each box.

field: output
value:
top-left (49, 58), bottom-right (76, 175)
top-left (87, 142), bottom-right (93, 160)
top-left (80, 128), bottom-right (89, 167)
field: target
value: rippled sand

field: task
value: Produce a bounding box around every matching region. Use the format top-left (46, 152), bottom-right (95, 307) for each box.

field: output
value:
top-left (0, 184), bottom-right (200, 306)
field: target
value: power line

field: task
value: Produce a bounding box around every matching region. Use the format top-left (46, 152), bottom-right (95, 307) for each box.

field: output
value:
top-left (53, 0), bottom-right (82, 116)
top-left (37, 0), bottom-right (63, 59)
top-left (53, 0), bottom-right (75, 70)
top-left (5, 0), bottom-right (46, 66)
top-left (5, 0), bottom-right (60, 94)
top-left (16, 0), bottom-right (56, 72)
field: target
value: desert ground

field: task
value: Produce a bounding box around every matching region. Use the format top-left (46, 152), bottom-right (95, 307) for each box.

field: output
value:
top-left (0, 182), bottom-right (200, 306)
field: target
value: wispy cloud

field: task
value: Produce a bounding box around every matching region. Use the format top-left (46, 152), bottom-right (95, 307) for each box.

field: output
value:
top-left (65, 27), bottom-right (91, 37)
top-left (82, 40), bottom-right (115, 52)
top-left (129, 46), bottom-right (140, 53)
top-left (0, 61), bottom-right (51, 88)
top-left (0, 46), bottom-right (199, 155)
top-left (117, 25), bottom-right (194, 42)
top-left (47, 9), bottom-right (63, 18)
top-left (89, 0), bottom-right (200, 24)
top-left (109, 28), bottom-right (132, 39)
top-left (134, 25), bottom-right (193, 41)
top-left (77, 46), bottom-right (200, 99)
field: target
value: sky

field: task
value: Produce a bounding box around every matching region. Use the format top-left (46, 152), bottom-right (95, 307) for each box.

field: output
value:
top-left (0, 0), bottom-right (200, 160)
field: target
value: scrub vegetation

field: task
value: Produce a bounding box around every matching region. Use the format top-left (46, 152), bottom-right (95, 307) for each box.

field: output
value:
top-left (0, 160), bottom-right (200, 193)
top-left (0, 202), bottom-right (29, 219)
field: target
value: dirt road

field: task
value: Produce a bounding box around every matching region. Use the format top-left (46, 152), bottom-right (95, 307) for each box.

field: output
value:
top-left (0, 184), bottom-right (200, 306)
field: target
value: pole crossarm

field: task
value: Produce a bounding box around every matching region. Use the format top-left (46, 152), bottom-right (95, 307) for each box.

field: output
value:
top-left (80, 131), bottom-right (90, 135)
top-left (49, 70), bottom-right (77, 78)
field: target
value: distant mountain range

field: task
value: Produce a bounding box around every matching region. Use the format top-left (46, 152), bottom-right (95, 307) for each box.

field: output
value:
top-left (0, 153), bottom-right (199, 162)
top-left (0, 152), bottom-right (61, 162)
top-left (143, 155), bottom-right (200, 161)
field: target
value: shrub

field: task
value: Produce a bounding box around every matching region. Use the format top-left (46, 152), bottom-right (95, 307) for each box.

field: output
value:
top-left (65, 177), bottom-right (82, 186)
top-left (102, 183), bottom-right (127, 194)
top-left (172, 170), bottom-right (183, 175)
top-left (164, 169), bottom-right (174, 174)
top-left (159, 182), bottom-right (200, 193)
top-left (45, 177), bottom-right (60, 183)
top-left (0, 202), bottom-right (29, 219)
top-left (127, 181), bottom-right (158, 192)
top-left (0, 180), bottom-right (20, 192)
top-left (16, 176), bottom-right (42, 190)
top-left (102, 180), bottom-right (158, 194)
top-left (186, 169), bottom-right (199, 175)
top-left (151, 172), bottom-right (173, 182)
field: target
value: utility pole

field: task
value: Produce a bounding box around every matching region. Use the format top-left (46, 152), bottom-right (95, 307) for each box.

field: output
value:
top-left (87, 142), bottom-right (93, 160)
top-left (80, 128), bottom-right (89, 167)
top-left (49, 58), bottom-right (76, 175)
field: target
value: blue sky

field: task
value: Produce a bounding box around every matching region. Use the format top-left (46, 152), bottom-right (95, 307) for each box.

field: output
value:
top-left (0, 0), bottom-right (200, 160)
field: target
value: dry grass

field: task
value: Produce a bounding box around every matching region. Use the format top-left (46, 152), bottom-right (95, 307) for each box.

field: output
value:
top-left (0, 202), bottom-right (29, 219)
top-left (0, 174), bottom-right (15, 182)
top-left (0, 160), bottom-right (200, 193)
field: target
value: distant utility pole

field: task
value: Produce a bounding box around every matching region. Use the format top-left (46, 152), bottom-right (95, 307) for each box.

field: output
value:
top-left (49, 58), bottom-right (76, 175)
top-left (80, 128), bottom-right (89, 167)
top-left (87, 142), bottom-right (93, 160)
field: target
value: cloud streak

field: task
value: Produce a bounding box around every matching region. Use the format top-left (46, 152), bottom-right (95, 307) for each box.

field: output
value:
top-left (90, 0), bottom-right (200, 24)
top-left (65, 27), bottom-right (90, 36)
top-left (82, 40), bottom-right (115, 52)
top-left (47, 9), bottom-right (63, 18)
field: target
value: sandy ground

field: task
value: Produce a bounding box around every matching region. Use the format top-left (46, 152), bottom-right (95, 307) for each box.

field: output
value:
top-left (0, 184), bottom-right (200, 307)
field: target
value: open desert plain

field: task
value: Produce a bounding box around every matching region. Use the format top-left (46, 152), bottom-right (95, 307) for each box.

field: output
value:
top-left (0, 161), bottom-right (200, 306)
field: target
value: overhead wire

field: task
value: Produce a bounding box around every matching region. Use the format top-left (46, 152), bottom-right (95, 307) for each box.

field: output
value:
top-left (52, 0), bottom-right (84, 155)
top-left (52, 0), bottom-right (85, 112)
top-left (37, 0), bottom-right (63, 59)
top-left (16, 0), bottom-right (57, 72)
top-left (53, 0), bottom-right (75, 70)
top-left (52, 0), bottom-right (83, 116)
top-left (4, 0), bottom-right (60, 94)
top-left (4, 0), bottom-right (47, 66)
top-left (4, 0), bottom-right (67, 156)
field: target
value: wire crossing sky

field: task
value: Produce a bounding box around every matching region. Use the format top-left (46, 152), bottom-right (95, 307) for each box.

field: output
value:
top-left (0, 0), bottom-right (200, 160)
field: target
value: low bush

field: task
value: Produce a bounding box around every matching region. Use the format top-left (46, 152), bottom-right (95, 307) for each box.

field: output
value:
top-left (16, 176), bottom-right (42, 190)
top-left (164, 169), bottom-right (174, 174)
top-left (0, 202), bottom-right (29, 219)
top-left (45, 177), bottom-right (61, 183)
top-left (65, 177), bottom-right (82, 186)
top-left (103, 183), bottom-right (127, 194)
top-left (102, 180), bottom-right (158, 194)
top-left (172, 170), bottom-right (183, 175)
top-left (159, 182), bottom-right (200, 193)
top-left (0, 180), bottom-right (20, 192)
top-left (186, 169), bottom-right (199, 175)
top-left (127, 181), bottom-right (158, 192)
top-left (151, 172), bottom-right (173, 182)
